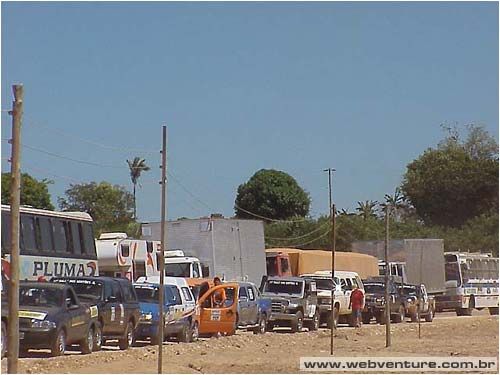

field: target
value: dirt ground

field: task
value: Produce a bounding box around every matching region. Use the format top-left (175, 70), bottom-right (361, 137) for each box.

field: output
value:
top-left (2, 312), bottom-right (498, 374)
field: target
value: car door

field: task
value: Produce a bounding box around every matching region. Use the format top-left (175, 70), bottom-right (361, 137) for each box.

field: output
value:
top-left (65, 288), bottom-right (86, 342)
top-left (198, 284), bottom-right (238, 335)
top-left (339, 278), bottom-right (351, 313)
top-left (110, 281), bottom-right (125, 334)
top-left (246, 286), bottom-right (259, 325)
top-left (238, 286), bottom-right (249, 325)
top-left (420, 285), bottom-right (429, 312)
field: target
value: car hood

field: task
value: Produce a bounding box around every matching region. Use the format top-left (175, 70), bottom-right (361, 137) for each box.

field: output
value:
top-left (19, 305), bottom-right (60, 320)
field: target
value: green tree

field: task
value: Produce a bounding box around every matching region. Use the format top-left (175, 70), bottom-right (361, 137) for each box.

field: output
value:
top-left (401, 124), bottom-right (498, 227)
top-left (58, 181), bottom-right (135, 235)
top-left (127, 157), bottom-right (150, 219)
top-left (1, 172), bottom-right (54, 210)
top-left (235, 169), bottom-right (311, 221)
top-left (355, 200), bottom-right (378, 220)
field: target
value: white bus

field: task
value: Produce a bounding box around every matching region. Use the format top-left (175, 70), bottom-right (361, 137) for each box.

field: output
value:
top-left (1, 205), bottom-right (98, 283)
top-left (438, 252), bottom-right (499, 316)
top-left (96, 233), bottom-right (203, 281)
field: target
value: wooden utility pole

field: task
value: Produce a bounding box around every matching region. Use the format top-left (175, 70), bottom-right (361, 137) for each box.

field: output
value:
top-left (7, 84), bottom-right (23, 374)
top-left (418, 248), bottom-right (423, 339)
top-left (158, 125), bottom-right (167, 374)
top-left (323, 167), bottom-right (336, 356)
top-left (384, 206), bottom-right (391, 347)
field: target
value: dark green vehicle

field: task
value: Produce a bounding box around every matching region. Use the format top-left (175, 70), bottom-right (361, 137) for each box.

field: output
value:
top-left (8, 282), bottom-right (99, 356)
top-left (261, 277), bottom-right (319, 333)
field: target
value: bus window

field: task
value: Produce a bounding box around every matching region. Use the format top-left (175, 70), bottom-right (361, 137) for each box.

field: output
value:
top-left (1, 211), bottom-right (11, 253)
top-left (121, 244), bottom-right (130, 257)
top-left (36, 217), bottom-right (54, 252)
top-left (21, 215), bottom-right (37, 252)
top-left (52, 219), bottom-right (68, 253)
top-left (63, 221), bottom-right (74, 253)
top-left (71, 222), bottom-right (82, 255)
top-left (82, 223), bottom-right (96, 256)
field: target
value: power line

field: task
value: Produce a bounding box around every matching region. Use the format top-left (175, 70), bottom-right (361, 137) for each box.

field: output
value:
top-left (286, 228), bottom-right (332, 248)
top-left (24, 119), bottom-right (158, 155)
top-left (265, 220), bottom-right (331, 241)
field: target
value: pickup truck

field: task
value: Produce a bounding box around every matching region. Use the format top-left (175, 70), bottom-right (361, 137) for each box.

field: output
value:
top-left (8, 282), bottom-right (98, 356)
top-left (399, 283), bottom-right (435, 322)
top-left (261, 276), bottom-right (319, 332)
top-left (236, 281), bottom-right (271, 334)
top-left (362, 277), bottom-right (407, 324)
top-left (51, 276), bottom-right (140, 350)
top-left (134, 277), bottom-right (197, 343)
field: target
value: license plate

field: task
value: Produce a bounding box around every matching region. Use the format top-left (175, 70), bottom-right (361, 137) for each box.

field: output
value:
top-left (19, 332), bottom-right (24, 340)
top-left (211, 310), bottom-right (221, 321)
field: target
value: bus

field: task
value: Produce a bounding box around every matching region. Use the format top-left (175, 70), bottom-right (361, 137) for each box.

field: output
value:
top-left (437, 252), bottom-right (499, 316)
top-left (1, 204), bottom-right (98, 283)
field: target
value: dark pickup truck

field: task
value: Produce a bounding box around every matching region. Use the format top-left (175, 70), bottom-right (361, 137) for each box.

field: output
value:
top-left (261, 277), bottom-right (319, 333)
top-left (362, 277), bottom-right (407, 324)
top-left (52, 276), bottom-right (140, 350)
top-left (3, 282), bottom-right (98, 356)
top-left (236, 282), bottom-right (271, 334)
top-left (399, 283), bottom-right (435, 322)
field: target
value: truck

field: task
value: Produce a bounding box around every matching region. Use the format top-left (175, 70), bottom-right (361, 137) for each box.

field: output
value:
top-left (362, 276), bottom-right (407, 324)
top-left (265, 248), bottom-right (379, 279)
top-left (96, 233), bottom-right (205, 281)
top-left (351, 239), bottom-right (446, 296)
top-left (141, 217), bottom-right (267, 284)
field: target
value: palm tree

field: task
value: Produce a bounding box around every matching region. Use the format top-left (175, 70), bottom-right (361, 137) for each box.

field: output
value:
top-left (356, 200), bottom-right (378, 220)
top-left (127, 157), bottom-right (150, 219)
top-left (380, 188), bottom-right (408, 221)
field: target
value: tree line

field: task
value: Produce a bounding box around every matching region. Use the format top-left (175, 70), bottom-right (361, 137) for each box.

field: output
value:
top-left (2, 124), bottom-right (498, 255)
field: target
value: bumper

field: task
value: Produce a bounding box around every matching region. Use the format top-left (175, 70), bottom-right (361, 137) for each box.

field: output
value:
top-left (19, 328), bottom-right (57, 349)
top-left (269, 312), bottom-right (296, 322)
top-left (362, 305), bottom-right (384, 316)
top-left (136, 321), bottom-right (187, 339)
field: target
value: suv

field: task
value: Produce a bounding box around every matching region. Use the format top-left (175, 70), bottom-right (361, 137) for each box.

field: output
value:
top-left (400, 283), bottom-right (435, 322)
top-left (51, 276), bottom-right (140, 350)
top-left (11, 282), bottom-right (98, 356)
top-left (236, 282), bottom-right (271, 334)
top-left (362, 277), bottom-right (406, 324)
top-left (261, 277), bottom-right (319, 333)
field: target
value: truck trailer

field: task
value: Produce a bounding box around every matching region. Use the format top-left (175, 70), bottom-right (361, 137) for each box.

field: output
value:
top-left (141, 217), bottom-right (266, 285)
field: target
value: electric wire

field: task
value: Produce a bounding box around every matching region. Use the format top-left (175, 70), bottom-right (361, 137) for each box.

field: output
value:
top-left (265, 220), bottom-right (331, 241)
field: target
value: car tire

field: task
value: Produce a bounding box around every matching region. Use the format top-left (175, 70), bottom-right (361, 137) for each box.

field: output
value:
top-left (376, 313), bottom-right (386, 325)
top-left (393, 305), bottom-right (404, 323)
top-left (362, 314), bottom-right (371, 325)
top-left (51, 329), bottom-right (66, 357)
top-left (488, 307), bottom-right (499, 315)
top-left (265, 321), bottom-right (274, 332)
top-left (93, 322), bottom-right (103, 351)
top-left (1, 321), bottom-right (6, 359)
top-left (425, 308), bottom-right (434, 322)
top-left (291, 311), bottom-right (303, 333)
top-left (189, 321), bottom-right (199, 342)
top-left (306, 312), bottom-right (319, 331)
top-left (253, 314), bottom-right (267, 335)
top-left (177, 324), bottom-right (190, 343)
top-left (80, 325), bottom-right (94, 354)
top-left (410, 313), bottom-right (418, 322)
top-left (118, 321), bottom-right (134, 350)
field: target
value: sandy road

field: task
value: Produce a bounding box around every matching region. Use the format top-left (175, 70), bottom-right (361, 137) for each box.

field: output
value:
top-left (2, 312), bottom-right (498, 373)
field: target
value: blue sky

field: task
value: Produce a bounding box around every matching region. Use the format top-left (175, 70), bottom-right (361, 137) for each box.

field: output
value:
top-left (1, 2), bottom-right (498, 222)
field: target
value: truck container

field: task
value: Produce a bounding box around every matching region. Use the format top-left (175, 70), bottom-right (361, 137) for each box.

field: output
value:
top-left (265, 248), bottom-right (379, 279)
top-left (141, 217), bottom-right (266, 285)
top-left (351, 239), bottom-right (446, 294)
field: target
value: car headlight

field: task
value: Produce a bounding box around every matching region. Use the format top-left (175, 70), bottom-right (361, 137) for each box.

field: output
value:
top-left (141, 313), bottom-right (153, 321)
top-left (288, 303), bottom-right (299, 309)
top-left (375, 298), bottom-right (385, 305)
top-left (31, 319), bottom-right (56, 329)
top-left (407, 298), bottom-right (414, 302)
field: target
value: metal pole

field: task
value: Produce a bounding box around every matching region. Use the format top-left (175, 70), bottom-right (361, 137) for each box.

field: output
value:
top-left (384, 206), bottom-right (391, 347)
top-left (323, 168), bottom-right (335, 356)
top-left (7, 84), bottom-right (23, 374)
top-left (158, 125), bottom-right (167, 374)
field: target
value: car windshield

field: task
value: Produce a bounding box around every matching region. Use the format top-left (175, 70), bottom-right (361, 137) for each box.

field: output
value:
top-left (55, 279), bottom-right (103, 301)
top-left (312, 278), bottom-right (334, 290)
top-left (403, 286), bottom-right (418, 295)
top-left (134, 285), bottom-right (160, 303)
top-left (165, 263), bottom-right (191, 277)
top-left (263, 280), bottom-right (303, 296)
top-left (364, 283), bottom-right (385, 294)
top-left (19, 287), bottom-right (62, 307)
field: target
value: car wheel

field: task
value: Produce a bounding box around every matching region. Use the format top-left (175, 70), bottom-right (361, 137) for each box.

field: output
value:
top-left (93, 322), bottom-right (103, 351)
top-left (393, 305), bottom-right (404, 323)
top-left (291, 311), bottom-right (303, 333)
top-left (265, 321), bottom-right (274, 332)
top-left (1, 321), bottom-right (6, 359)
top-left (51, 329), bottom-right (66, 356)
top-left (488, 307), bottom-right (499, 315)
top-left (362, 314), bottom-right (371, 325)
top-left (425, 308), bottom-right (434, 322)
top-left (307, 312), bottom-right (319, 331)
top-left (189, 321), bottom-right (199, 342)
top-left (80, 326), bottom-right (94, 354)
top-left (253, 314), bottom-right (266, 335)
top-left (177, 324), bottom-right (190, 343)
top-left (119, 321), bottom-right (134, 350)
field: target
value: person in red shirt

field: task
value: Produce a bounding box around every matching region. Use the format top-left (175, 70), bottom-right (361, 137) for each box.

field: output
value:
top-left (349, 286), bottom-right (365, 328)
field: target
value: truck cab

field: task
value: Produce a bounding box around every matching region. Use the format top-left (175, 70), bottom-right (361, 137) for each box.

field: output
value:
top-left (164, 252), bottom-right (204, 278)
top-left (266, 252), bottom-right (292, 277)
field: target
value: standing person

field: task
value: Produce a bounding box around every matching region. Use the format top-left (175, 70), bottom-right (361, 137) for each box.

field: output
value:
top-left (212, 277), bottom-right (226, 307)
top-left (349, 286), bottom-right (365, 328)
